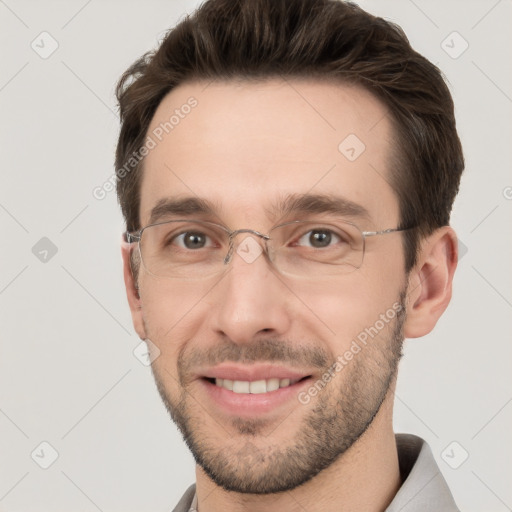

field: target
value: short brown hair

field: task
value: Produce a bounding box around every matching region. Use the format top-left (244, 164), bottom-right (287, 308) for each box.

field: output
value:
top-left (115, 0), bottom-right (464, 271)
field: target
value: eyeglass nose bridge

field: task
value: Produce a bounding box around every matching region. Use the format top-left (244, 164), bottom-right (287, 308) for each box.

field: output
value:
top-left (223, 228), bottom-right (271, 265)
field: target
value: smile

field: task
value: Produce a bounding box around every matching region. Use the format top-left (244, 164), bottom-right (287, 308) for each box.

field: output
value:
top-left (210, 377), bottom-right (303, 394)
top-left (197, 364), bottom-right (314, 416)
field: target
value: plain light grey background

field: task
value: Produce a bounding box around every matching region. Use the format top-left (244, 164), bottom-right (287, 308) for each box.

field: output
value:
top-left (1, 0), bottom-right (511, 510)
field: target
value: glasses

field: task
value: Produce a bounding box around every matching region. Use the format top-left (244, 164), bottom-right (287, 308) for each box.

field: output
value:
top-left (125, 218), bottom-right (412, 280)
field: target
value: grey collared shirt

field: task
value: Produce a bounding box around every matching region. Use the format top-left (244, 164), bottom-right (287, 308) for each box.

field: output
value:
top-left (172, 434), bottom-right (459, 512)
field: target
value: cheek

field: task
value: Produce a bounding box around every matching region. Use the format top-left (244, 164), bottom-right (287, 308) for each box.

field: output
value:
top-left (302, 285), bottom-right (389, 341)
top-left (139, 281), bottom-right (209, 375)
top-left (293, 262), bottom-right (404, 349)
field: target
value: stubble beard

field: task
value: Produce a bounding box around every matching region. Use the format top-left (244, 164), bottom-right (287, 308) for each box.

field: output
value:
top-left (151, 293), bottom-right (406, 494)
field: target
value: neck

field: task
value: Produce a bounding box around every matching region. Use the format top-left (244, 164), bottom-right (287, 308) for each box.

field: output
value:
top-left (194, 385), bottom-right (401, 512)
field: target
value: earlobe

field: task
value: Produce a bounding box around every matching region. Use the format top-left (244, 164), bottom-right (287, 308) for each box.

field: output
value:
top-left (403, 227), bottom-right (458, 339)
top-left (121, 240), bottom-right (147, 340)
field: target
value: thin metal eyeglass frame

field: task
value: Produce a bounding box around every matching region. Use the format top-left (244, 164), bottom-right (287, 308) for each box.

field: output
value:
top-left (125, 219), bottom-right (415, 277)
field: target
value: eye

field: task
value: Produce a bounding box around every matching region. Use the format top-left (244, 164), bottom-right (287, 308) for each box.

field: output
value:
top-left (296, 228), bottom-right (342, 248)
top-left (173, 231), bottom-right (213, 250)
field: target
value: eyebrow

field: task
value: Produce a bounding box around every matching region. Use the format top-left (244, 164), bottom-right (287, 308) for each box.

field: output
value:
top-left (268, 193), bottom-right (371, 222)
top-left (147, 193), bottom-right (371, 227)
top-left (148, 196), bottom-right (221, 225)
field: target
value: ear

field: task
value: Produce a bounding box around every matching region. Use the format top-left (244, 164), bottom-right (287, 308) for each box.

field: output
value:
top-left (403, 226), bottom-right (458, 338)
top-left (121, 238), bottom-right (147, 340)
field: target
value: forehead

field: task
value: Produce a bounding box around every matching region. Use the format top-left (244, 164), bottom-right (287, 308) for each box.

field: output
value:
top-left (139, 78), bottom-right (398, 227)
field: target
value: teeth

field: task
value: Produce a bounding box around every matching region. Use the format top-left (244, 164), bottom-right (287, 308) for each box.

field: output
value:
top-left (232, 380), bottom-right (250, 393)
top-left (266, 378), bottom-right (280, 392)
top-left (213, 377), bottom-right (299, 393)
top-left (249, 380), bottom-right (267, 394)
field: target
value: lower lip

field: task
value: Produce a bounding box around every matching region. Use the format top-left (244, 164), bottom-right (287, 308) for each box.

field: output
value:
top-left (200, 378), bottom-right (311, 416)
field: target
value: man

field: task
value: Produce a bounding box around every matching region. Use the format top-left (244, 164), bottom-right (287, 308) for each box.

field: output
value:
top-left (116, 0), bottom-right (463, 510)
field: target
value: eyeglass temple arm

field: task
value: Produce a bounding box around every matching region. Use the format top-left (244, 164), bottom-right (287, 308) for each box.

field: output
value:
top-left (362, 226), bottom-right (415, 237)
top-left (124, 231), bottom-right (141, 243)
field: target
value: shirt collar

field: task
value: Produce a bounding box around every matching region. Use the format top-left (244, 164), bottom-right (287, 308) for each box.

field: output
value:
top-left (385, 433), bottom-right (459, 511)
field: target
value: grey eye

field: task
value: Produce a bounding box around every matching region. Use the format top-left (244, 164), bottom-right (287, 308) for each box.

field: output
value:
top-left (175, 231), bottom-right (210, 249)
top-left (297, 229), bottom-right (340, 248)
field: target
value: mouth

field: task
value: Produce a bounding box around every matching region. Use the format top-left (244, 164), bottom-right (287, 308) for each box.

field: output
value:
top-left (197, 364), bottom-right (314, 417)
top-left (204, 376), bottom-right (310, 394)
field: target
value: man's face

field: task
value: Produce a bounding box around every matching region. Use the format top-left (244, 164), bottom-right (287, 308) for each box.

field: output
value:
top-left (131, 79), bottom-right (408, 493)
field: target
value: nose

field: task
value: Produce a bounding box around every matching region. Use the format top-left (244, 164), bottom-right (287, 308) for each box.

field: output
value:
top-left (210, 234), bottom-right (292, 344)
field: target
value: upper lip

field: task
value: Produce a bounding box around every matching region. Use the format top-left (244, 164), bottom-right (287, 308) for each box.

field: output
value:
top-left (198, 363), bottom-right (312, 382)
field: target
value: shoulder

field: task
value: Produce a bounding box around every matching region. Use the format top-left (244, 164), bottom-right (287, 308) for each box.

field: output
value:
top-left (172, 484), bottom-right (196, 512)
